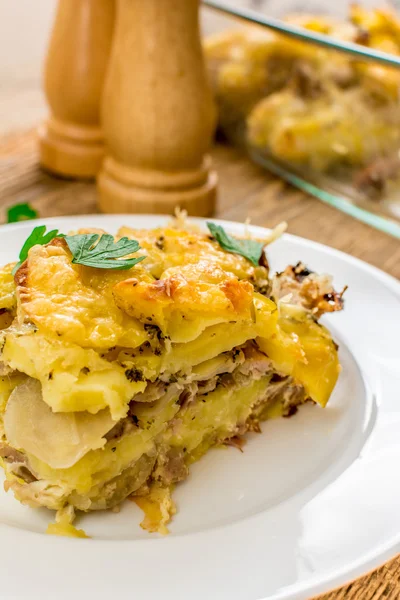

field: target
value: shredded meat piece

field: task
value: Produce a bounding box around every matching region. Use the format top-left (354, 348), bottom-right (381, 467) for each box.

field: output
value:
top-left (0, 445), bottom-right (26, 464)
top-left (133, 381), bottom-right (170, 403)
top-left (189, 349), bottom-right (245, 384)
top-left (239, 343), bottom-right (273, 379)
top-left (178, 383), bottom-right (199, 409)
top-left (0, 444), bottom-right (37, 483)
top-left (256, 378), bottom-right (289, 409)
top-left (197, 377), bottom-right (218, 395)
top-left (246, 419), bottom-right (262, 433)
top-left (222, 435), bottom-right (246, 452)
top-left (15, 466), bottom-right (37, 484)
top-left (105, 419), bottom-right (136, 442)
top-left (282, 384), bottom-right (306, 417)
top-left (153, 448), bottom-right (188, 486)
top-left (272, 262), bottom-right (346, 317)
top-left (249, 376), bottom-right (305, 422)
top-left (218, 373), bottom-right (235, 389)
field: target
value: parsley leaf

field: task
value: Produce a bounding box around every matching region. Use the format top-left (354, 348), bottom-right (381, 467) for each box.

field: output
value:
top-left (64, 233), bottom-right (146, 270)
top-left (7, 203), bottom-right (38, 224)
top-left (207, 222), bottom-right (265, 267)
top-left (12, 225), bottom-right (61, 275)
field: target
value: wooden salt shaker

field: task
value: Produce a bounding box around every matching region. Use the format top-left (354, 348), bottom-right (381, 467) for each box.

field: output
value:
top-left (97, 0), bottom-right (218, 216)
top-left (39, 0), bottom-right (115, 178)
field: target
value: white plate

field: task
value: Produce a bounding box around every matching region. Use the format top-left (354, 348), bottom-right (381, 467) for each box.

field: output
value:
top-left (0, 215), bottom-right (399, 600)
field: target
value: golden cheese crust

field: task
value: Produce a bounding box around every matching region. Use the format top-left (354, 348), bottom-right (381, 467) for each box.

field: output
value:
top-left (113, 261), bottom-right (254, 342)
top-left (0, 264), bottom-right (16, 312)
top-left (15, 238), bottom-right (147, 349)
top-left (116, 225), bottom-right (268, 281)
top-left (13, 225), bottom-right (269, 348)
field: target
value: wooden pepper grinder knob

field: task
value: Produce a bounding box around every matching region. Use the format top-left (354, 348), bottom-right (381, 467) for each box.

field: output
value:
top-left (39, 0), bottom-right (115, 179)
top-left (98, 0), bottom-right (218, 216)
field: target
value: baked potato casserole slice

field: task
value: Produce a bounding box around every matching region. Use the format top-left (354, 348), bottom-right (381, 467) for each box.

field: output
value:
top-left (0, 217), bottom-right (343, 536)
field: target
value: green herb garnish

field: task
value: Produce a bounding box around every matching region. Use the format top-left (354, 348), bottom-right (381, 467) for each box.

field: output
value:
top-left (64, 233), bottom-right (146, 270)
top-left (13, 227), bottom-right (145, 276)
top-left (207, 222), bottom-right (265, 267)
top-left (12, 225), bottom-right (61, 275)
top-left (7, 203), bottom-right (38, 224)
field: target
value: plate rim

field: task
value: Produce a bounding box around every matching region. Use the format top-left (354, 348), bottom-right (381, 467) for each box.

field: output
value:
top-left (0, 214), bottom-right (399, 600)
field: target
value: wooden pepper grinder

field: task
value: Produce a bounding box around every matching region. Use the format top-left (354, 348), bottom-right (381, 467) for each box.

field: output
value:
top-left (98, 0), bottom-right (218, 216)
top-left (39, 0), bottom-right (115, 179)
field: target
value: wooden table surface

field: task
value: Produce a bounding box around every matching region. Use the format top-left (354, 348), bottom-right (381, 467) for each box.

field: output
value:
top-left (0, 2), bottom-right (400, 598)
top-left (0, 128), bottom-right (400, 600)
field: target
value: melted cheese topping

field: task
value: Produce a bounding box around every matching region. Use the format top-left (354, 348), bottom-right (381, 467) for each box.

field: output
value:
top-left (15, 240), bottom-right (147, 349)
top-left (113, 261), bottom-right (255, 343)
top-left (0, 264), bottom-right (16, 312)
top-left (0, 221), bottom-right (340, 522)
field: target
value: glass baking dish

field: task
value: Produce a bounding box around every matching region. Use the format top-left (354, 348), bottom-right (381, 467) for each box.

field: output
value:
top-left (201, 0), bottom-right (400, 239)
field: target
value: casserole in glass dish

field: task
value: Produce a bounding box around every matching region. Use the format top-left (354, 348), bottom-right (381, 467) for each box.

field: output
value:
top-left (203, 0), bottom-right (400, 238)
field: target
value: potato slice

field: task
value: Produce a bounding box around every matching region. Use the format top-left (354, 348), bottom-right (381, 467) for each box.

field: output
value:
top-left (4, 379), bottom-right (115, 469)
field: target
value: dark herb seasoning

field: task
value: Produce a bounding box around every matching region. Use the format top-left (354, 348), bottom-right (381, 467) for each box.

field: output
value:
top-left (125, 368), bottom-right (145, 382)
top-left (81, 366), bottom-right (90, 375)
top-left (155, 236), bottom-right (165, 251)
top-left (144, 324), bottom-right (163, 340)
top-left (232, 348), bottom-right (241, 361)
